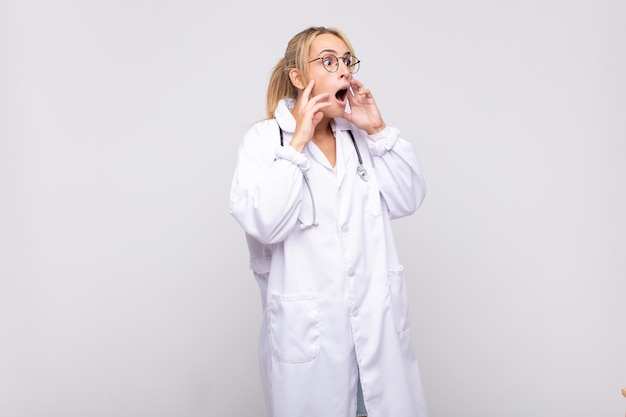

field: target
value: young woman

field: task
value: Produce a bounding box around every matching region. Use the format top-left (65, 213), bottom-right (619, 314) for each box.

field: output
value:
top-left (229, 26), bottom-right (429, 417)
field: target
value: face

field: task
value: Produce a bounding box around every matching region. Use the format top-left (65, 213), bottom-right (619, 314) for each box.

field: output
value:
top-left (307, 33), bottom-right (356, 117)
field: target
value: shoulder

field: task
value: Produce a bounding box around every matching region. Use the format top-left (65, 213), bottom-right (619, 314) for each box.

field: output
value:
top-left (237, 119), bottom-right (282, 162)
top-left (246, 118), bottom-right (278, 135)
top-left (242, 119), bottom-right (280, 145)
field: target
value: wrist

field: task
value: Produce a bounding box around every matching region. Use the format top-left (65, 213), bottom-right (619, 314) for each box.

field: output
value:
top-left (366, 123), bottom-right (386, 136)
top-left (289, 135), bottom-right (308, 153)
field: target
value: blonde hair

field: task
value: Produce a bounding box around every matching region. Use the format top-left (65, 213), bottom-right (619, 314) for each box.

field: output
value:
top-left (265, 26), bottom-right (356, 119)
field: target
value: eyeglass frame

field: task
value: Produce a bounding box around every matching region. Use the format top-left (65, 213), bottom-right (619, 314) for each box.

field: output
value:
top-left (308, 54), bottom-right (361, 74)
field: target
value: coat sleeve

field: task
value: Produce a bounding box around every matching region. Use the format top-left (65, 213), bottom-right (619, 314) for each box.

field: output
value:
top-left (365, 126), bottom-right (426, 219)
top-left (229, 121), bottom-right (310, 244)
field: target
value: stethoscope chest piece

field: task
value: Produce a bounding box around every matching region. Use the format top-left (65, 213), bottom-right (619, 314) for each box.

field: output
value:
top-left (357, 165), bottom-right (369, 182)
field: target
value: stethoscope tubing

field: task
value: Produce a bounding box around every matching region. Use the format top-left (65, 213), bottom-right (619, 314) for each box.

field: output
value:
top-left (277, 122), bottom-right (368, 229)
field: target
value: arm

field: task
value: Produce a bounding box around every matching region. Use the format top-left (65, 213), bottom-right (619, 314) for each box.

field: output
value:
top-left (344, 79), bottom-right (426, 219)
top-left (229, 121), bottom-right (310, 244)
top-left (366, 126), bottom-right (426, 219)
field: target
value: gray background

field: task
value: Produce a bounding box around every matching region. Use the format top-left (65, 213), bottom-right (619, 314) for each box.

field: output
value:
top-left (2, 0), bottom-right (625, 416)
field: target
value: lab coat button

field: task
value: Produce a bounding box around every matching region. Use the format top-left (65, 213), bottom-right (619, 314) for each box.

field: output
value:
top-left (348, 268), bottom-right (355, 277)
top-left (341, 224), bottom-right (349, 233)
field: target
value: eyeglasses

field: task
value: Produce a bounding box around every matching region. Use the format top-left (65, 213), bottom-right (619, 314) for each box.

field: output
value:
top-left (308, 54), bottom-right (360, 74)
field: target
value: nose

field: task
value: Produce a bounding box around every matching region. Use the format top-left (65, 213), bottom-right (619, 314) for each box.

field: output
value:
top-left (337, 61), bottom-right (351, 78)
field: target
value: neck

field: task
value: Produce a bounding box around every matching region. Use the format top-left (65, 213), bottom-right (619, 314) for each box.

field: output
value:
top-left (311, 118), bottom-right (337, 168)
top-left (315, 118), bottom-right (333, 136)
top-left (313, 121), bottom-right (334, 144)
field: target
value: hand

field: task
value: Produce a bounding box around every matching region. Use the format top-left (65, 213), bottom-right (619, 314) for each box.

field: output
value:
top-left (343, 79), bottom-right (386, 135)
top-left (290, 80), bottom-right (331, 152)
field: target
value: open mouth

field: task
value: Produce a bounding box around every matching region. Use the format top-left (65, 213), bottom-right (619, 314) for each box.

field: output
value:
top-left (335, 88), bottom-right (348, 102)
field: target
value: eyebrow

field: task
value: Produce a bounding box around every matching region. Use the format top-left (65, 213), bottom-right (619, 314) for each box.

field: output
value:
top-left (314, 48), bottom-right (352, 57)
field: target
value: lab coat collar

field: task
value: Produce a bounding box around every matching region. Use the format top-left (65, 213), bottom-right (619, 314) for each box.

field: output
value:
top-left (275, 98), bottom-right (356, 187)
top-left (275, 99), bottom-right (297, 133)
top-left (331, 117), bottom-right (352, 132)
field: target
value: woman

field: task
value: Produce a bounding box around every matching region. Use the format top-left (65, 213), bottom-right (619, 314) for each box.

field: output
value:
top-left (229, 26), bottom-right (429, 417)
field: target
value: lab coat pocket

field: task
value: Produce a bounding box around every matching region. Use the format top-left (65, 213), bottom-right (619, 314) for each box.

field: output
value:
top-left (387, 266), bottom-right (411, 333)
top-left (269, 293), bottom-right (320, 363)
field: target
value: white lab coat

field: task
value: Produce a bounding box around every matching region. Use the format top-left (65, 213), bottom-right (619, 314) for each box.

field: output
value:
top-left (229, 98), bottom-right (429, 417)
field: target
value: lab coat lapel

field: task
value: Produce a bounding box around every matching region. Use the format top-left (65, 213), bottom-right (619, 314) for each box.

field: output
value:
top-left (334, 130), bottom-right (347, 188)
top-left (307, 141), bottom-right (333, 170)
top-left (334, 119), bottom-right (355, 189)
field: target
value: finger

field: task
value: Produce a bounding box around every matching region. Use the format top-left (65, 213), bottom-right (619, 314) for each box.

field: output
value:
top-left (312, 110), bottom-right (326, 126)
top-left (350, 79), bottom-right (364, 93)
top-left (309, 92), bottom-right (330, 106)
top-left (302, 93), bottom-right (331, 118)
top-left (312, 100), bottom-right (332, 115)
top-left (301, 79), bottom-right (316, 102)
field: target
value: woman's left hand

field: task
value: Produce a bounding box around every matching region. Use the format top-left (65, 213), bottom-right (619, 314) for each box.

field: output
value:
top-left (343, 79), bottom-right (386, 135)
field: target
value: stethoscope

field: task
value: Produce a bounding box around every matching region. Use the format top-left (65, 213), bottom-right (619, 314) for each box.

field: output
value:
top-left (278, 122), bottom-right (368, 229)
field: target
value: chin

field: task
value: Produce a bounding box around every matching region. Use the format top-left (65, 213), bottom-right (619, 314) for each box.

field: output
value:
top-left (325, 102), bottom-right (347, 119)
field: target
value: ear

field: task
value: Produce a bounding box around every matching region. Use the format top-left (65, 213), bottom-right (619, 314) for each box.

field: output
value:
top-left (288, 69), bottom-right (306, 91)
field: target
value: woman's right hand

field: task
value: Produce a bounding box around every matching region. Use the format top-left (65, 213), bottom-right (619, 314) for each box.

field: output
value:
top-left (289, 79), bottom-right (331, 152)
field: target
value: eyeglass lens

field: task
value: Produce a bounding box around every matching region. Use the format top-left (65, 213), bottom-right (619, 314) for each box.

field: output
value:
top-left (322, 55), bottom-right (360, 74)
